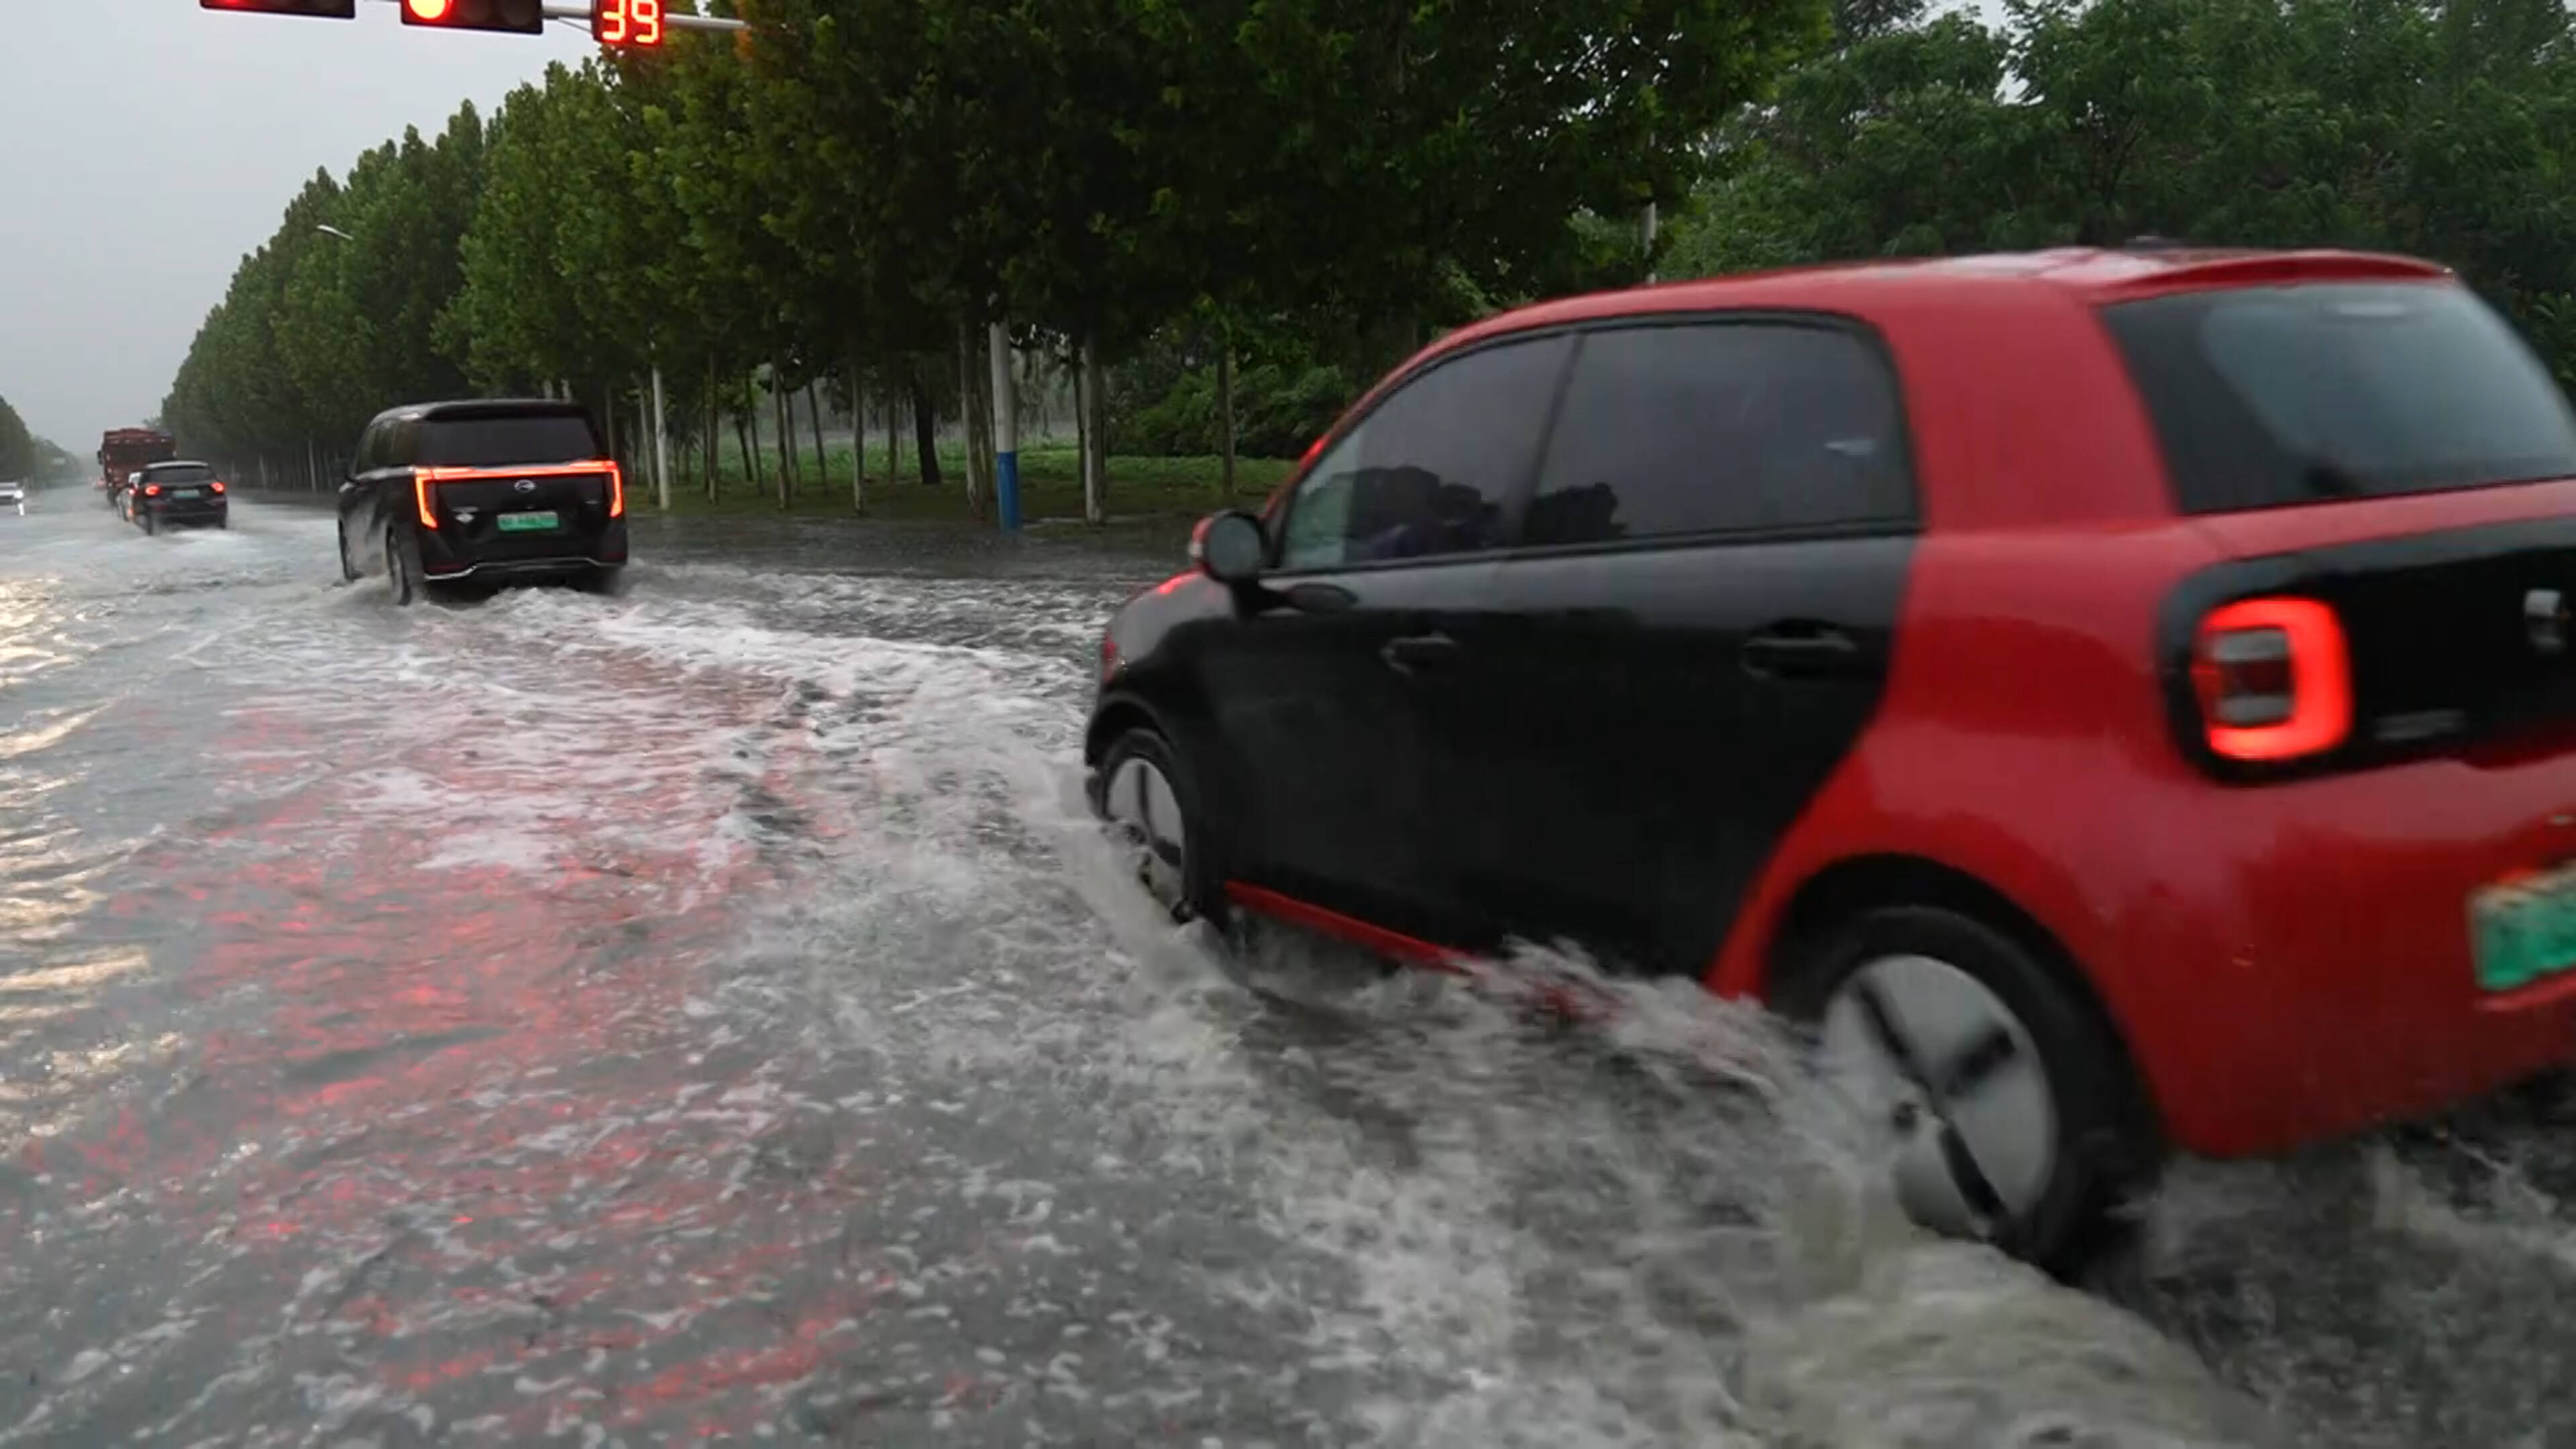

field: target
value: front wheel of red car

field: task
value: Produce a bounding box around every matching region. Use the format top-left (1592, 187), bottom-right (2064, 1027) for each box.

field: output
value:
top-left (1089, 727), bottom-right (1225, 926)
top-left (1774, 904), bottom-right (2153, 1277)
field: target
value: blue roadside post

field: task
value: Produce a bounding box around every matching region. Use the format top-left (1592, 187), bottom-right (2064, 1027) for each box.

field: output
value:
top-left (988, 321), bottom-right (1020, 531)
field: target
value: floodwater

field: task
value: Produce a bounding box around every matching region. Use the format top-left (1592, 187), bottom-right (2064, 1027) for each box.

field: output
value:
top-left (2, 491), bottom-right (2571, 1447)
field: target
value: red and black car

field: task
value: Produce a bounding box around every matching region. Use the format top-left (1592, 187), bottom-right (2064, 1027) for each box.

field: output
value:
top-left (1083, 246), bottom-right (2576, 1271)
top-left (337, 398), bottom-right (627, 604)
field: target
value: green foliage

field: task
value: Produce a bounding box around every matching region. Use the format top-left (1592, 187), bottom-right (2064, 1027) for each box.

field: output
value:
top-left (0, 394), bottom-right (38, 480)
top-left (1662, 0), bottom-right (2576, 384)
top-left (160, 0), bottom-right (1824, 487)
top-left (160, 0), bottom-right (2576, 499)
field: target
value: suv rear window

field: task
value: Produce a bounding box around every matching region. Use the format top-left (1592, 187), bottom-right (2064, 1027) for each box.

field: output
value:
top-left (144, 464), bottom-right (214, 482)
top-left (417, 413), bottom-right (602, 468)
top-left (2102, 282), bottom-right (2576, 514)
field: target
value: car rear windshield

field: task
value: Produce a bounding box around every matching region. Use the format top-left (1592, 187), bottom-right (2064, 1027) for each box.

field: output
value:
top-left (145, 464), bottom-right (215, 482)
top-left (2101, 282), bottom-right (2576, 514)
top-left (417, 413), bottom-right (602, 468)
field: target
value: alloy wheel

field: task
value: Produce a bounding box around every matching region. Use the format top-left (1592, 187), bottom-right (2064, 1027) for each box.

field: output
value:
top-left (1818, 952), bottom-right (2059, 1241)
top-left (1102, 750), bottom-right (1190, 918)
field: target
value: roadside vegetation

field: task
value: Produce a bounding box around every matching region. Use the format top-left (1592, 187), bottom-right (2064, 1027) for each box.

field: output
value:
top-left (162, 0), bottom-right (2576, 528)
top-left (0, 394), bottom-right (70, 482)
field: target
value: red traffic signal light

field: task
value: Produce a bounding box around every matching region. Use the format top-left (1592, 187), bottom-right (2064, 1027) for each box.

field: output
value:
top-left (199, 0), bottom-right (359, 17)
top-left (594, 0), bottom-right (665, 47)
top-left (400, 0), bottom-right (544, 33)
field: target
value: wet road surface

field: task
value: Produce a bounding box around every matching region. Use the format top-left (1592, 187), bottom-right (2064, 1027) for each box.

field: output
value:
top-left (3, 492), bottom-right (2574, 1447)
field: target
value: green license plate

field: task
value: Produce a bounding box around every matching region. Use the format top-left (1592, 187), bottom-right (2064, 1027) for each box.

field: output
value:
top-left (496, 511), bottom-right (558, 533)
top-left (2469, 864), bottom-right (2576, 991)
top-left (172, 488), bottom-right (202, 499)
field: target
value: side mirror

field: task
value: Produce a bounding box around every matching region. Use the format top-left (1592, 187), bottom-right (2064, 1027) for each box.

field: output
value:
top-left (1190, 509), bottom-right (1269, 586)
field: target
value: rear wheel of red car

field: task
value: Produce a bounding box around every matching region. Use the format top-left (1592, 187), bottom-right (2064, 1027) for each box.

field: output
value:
top-left (1774, 904), bottom-right (2147, 1275)
top-left (1091, 728), bottom-right (1224, 926)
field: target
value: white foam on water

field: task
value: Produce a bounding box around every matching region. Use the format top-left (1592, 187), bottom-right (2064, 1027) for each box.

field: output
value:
top-left (511, 562), bottom-right (2286, 1447)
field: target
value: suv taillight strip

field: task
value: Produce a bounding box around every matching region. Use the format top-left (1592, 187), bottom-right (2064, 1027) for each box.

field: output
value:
top-left (2190, 596), bottom-right (2352, 761)
top-left (409, 460), bottom-right (623, 530)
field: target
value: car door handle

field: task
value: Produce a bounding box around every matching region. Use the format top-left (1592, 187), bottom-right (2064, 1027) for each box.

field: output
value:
top-left (1741, 624), bottom-right (1859, 678)
top-left (1381, 632), bottom-right (1462, 674)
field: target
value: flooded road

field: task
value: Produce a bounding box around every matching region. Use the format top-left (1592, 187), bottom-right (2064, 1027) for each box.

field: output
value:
top-left (2, 493), bottom-right (2571, 1447)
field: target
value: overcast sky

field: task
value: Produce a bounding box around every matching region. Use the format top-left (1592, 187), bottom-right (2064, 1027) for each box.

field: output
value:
top-left (0, 0), bottom-right (593, 451)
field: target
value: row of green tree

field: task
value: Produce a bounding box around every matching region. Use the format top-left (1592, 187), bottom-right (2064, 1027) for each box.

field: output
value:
top-left (162, 0), bottom-right (2576, 521)
top-left (0, 395), bottom-right (66, 482)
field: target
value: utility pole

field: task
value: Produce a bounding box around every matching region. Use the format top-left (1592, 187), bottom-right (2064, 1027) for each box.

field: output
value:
top-left (651, 364), bottom-right (671, 512)
top-left (988, 320), bottom-right (1019, 531)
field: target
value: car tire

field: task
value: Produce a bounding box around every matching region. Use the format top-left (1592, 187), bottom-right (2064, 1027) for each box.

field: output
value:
top-left (385, 523), bottom-right (422, 607)
top-left (1089, 727), bottom-right (1226, 926)
top-left (1770, 904), bottom-right (2153, 1277)
top-left (140, 509), bottom-right (156, 536)
top-left (336, 517), bottom-right (361, 582)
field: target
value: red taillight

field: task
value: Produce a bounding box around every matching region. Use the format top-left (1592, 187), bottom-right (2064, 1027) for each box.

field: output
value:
top-left (606, 462), bottom-right (624, 519)
top-left (144, 484), bottom-right (162, 497)
top-left (2190, 597), bottom-right (2351, 761)
top-left (210, 480), bottom-right (226, 494)
top-left (412, 468), bottom-right (437, 528)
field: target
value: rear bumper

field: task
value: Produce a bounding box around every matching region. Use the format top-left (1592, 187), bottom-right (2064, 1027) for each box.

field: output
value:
top-left (144, 499), bottom-right (226, 523)
top-left (417, 517), bottom-right (627, 580)
top-left (2119, 749), bottom-right (2576, 1159)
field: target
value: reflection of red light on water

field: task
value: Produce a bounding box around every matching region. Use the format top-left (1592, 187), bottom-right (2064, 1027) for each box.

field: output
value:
top-left (32, 665), bottom-right (918, 1440)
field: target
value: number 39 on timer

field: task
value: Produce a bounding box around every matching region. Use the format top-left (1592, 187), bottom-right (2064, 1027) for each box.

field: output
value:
top-left (592, 0), bottom-right (664, 46)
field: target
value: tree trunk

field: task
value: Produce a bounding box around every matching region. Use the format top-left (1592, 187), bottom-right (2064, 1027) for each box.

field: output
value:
top-left (1071, 342), bottom-right (1087, 488)
top-left (908, 365), bottom-right (942, 488)
top-left (806, 376), bottom-right (830, 499)
top-left (735, 397), bottom-right (761, 498)
top-left (846, 352), bottom-right (867, 514)
top-left (704, 357), bottom-right (720, 501)
top-left (884, 387), bottom-right (900, 486)
top-left (1079, 333), bottom-right (1108, 526)
top-left (1217, 327), bottom-right (1236, 497)
top-left (955, 317), bottom-right (988, 520)
top-left (603, 385), bottom-right (619, 471)
top-left (772, 368), bottom-right (796, 508)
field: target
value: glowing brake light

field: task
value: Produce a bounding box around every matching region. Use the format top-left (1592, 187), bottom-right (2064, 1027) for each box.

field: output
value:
top-left (410, 460), bottom-right (623, 531)
top-left (144, 484), bottom-right (162, 497)
top-left (2190, 597), bottom-right (2351, 761)
top-left (210, 480), bottom-right (226, 494)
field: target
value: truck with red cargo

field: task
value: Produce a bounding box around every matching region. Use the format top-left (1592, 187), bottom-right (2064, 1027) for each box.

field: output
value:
top-left (98, 428), bottom-right (177, 510)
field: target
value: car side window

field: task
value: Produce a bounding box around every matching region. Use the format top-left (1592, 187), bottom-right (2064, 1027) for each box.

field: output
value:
top-left (1523, 321), bottom-right (1913, 547)
top-left (354, 425), bottom-right (382, 474)
top-left (1277, 335), bottom-right (1570, 571)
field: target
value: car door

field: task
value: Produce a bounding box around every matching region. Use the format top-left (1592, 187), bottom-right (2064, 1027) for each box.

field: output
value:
top-left (1201, 332), bottom-right (1572, 946)
top-left (337, 421), bottom-right (385, 555)
top-left (1451, 317), bottom-right (1923, 975)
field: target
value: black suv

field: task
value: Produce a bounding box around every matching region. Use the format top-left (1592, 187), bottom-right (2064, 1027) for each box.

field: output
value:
top-left (129, 461), bottom-right (230, 533)
top-left (337, 399), bottom-right (628, 604)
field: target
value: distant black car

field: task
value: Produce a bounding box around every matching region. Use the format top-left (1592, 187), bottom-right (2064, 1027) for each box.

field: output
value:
top-left (336, 399), bottom-right (629, 605)
top-left (129, 461), bottom-right (229, 533)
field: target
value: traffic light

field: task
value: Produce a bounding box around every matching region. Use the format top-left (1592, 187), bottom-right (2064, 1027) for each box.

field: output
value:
top-left (399, 0), bottom-right (545, 34)
top-left (594, 0), bottom-right (666, 47)
top-left (199, 0), bottom-right (359, 18)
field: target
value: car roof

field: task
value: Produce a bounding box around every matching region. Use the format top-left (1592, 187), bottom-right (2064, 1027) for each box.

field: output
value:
top-left (365, 398), bottom-right (592, 429)
top-left (1438, 246), bottom-right (2454, 357)
top-left (141, 458), bottom-right (210, 470)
